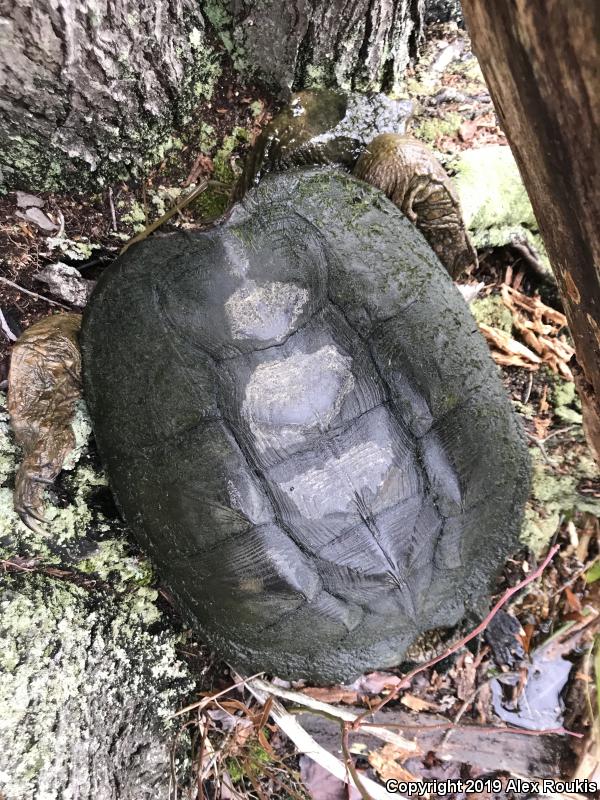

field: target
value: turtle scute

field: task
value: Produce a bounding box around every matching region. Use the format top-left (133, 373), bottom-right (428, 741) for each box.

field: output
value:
top-left (81, 168), bottom-right (529, 683)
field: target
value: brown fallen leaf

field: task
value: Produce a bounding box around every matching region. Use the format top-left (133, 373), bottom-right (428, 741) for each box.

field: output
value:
top-left (499, 283), bottom-right (574, 379)
top-left (368, 744), bottom-right (421, 784)
top-left (479, 323), bottom-right (542, 364)
top-left (301, 686), bottom-right (361, 705)
top-left (400, 693), bottom-right (439, 713)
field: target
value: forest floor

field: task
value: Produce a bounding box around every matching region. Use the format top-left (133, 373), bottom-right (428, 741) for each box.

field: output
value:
top-left (0, 19), bottom-right (599, 800)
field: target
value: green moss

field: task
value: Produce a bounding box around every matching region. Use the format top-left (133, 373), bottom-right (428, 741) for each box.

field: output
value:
top-left (547, 375), bottom-right (583, 424)
top-left (121, 199), bottom-right (147, 232)
top-left (470, 295), bottom-right (513, 334)
top-left (0, 572), bottom-right (192, 796)
top-left (451, 145), bottom-right (551, 272)
top-left (191, 184), bottom-right (230, 220)
top-left (226, 739), bottom-right (272, 783)
top-left (0, 134), bottom-right (66, 194)
top-left (42, 237), bottom-right (101, 262)
top-left (0, 395), bottom-right (16, 485)
top-left (415, 112), bottom-right (462, 144)
top-left (213, 126), bottom-right (251, 183)
top-left (0, 388), bottom-right (196, 794)
top-left (1, 25), bottom-right (221, 193)
top-left (520, 448), bottom-right (600, 555)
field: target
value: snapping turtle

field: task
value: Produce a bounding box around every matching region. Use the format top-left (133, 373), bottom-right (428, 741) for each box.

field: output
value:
top-left (8, 110), bottom-right (529, 683)
top-left (237, 90), bottom-right (477, 278)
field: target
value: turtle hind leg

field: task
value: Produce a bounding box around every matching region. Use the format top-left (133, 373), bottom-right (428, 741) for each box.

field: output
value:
top-left (354, 133), bottom-right (478, 278)
top-left (8, 313), bottom-right (82, 532)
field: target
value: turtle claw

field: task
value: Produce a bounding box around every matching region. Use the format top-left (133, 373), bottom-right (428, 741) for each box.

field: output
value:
top-left (22, 504), bottom-right (50, 525)
top-left (31, 475), bottom-right (55, 486)
top-left (15, 494), bottom-right (50, 533)
top-left (13, 465), bottom-right (54, 534)
top-left (17, 508), bottom-right (48, 535)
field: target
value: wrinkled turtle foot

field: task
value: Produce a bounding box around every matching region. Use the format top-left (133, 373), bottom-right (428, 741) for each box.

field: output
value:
top-left (8, 313), bottom-right (83, 531)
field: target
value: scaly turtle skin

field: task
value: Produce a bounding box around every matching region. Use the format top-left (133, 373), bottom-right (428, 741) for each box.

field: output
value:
top-left (355, 134), bottom-right (478, 278)
top-left (8, 313), bottom-right (82, 532)
top-left (238, 91), bottom-right (477, 278)
top-left (236, 90), bottom-right (414, 199)
top-left (78, 168), bottom-right (529, 682)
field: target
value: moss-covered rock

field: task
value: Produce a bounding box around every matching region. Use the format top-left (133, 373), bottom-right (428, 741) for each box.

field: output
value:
top-left (0, 392), bottom-right (196, 799)
top-left (451, 145), bottom-right (551, 273)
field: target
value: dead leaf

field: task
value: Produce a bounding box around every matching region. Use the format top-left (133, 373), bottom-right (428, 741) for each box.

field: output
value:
top-left (459, 118), bottom-right (480, 142)
top-left (301, 686), bottom-right (361, 705)
top-left (299, 756), bottom-right (361, 800)
top-left (16, 191), bottom-right (45, 209)
top-left (352, 671), bottom-right (403, 695)
top-left (368, 744), bottom-right (420, 783)
top-left (15, 207), bottom-right (58, 232)
top-left (564, 586), bottom-right (583, 614)
top-left (401, 694), bottom-right (439, 712)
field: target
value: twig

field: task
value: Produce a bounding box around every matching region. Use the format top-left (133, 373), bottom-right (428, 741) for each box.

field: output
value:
top-left (526, 432), bottom-right (557, 468)
top-left (243, 675), bottom-right (397, 800)
top-left (539, 426), bottom-right (576, 444)
top-left (0, 276), bottom-right (70, 309)
top-left (355, 544), bottom-right (560, 724)
top-left (169, 671), bottom-right (264, 718)
top-left (0, 308), bottom-right (17, 341)
top-left (108, 187), bottom-right (118, 232)
top-left (120, 180), bottom-right (208, 254)
top-left (341, 721), bottom-right (372, 800)
top-left (249, 677), bottom-right (417, 752)
top-left (522, 372), bottom-right (534, 404)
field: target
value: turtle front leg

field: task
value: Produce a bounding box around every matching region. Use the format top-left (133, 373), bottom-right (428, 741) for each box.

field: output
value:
top-left (8, 313), bottom-right (82, 532)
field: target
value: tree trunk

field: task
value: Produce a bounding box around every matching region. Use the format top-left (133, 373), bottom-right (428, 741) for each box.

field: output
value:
top-left (0, 400), bottom-right (194, 800)
top-left (461, 0), bottom-right (600, 459)
top-left (0, 1), bottom-right (428, 192)
top-left (0, 0), bottom-right (218, 192)
top-left (191, 0), bottom-right (425, 95)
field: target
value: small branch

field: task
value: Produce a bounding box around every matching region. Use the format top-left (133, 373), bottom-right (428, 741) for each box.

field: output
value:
top-left (341, 721), bottom-right (373, 800)
top-left (108, 187), bottom-right (118, 232)
top-left (169, 671), bottom-right (264, 719)
top-left (0, 308), bottom-right (17, 341)
top-left (120, 180), bottom-right (208, 254)
top-left (0, 276), bottom-right (70, 309)
top-left (249, 677), bottom-right (417, 752)
top-left (355, 544), bottom-right (560, 724)
top-left (243, 676), bottom-right (397, 800)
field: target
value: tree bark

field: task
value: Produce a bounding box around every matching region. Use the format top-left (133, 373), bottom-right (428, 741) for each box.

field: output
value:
top-left (0, 401), bottom-right (194, 800)
top-left (204, 0), bottom-right (426, 94)
top-left (0, 0), bottom-right (218, 192)
top-left (461, 0), bottom-right (600, 459)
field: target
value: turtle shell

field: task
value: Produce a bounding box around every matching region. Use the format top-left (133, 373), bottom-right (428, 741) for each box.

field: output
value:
top-left (81, 168), bottom-right (530, 683)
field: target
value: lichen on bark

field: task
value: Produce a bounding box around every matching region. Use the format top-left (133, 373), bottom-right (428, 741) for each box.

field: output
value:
top-left (203, 0), bottom-right (425, 94)
top-left (0, 0), bottom-right (221, 192)
top-left (0, 393), bottom-right (196, 799)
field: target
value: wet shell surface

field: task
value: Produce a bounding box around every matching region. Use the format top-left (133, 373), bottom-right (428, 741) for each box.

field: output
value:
top-left (81, 168), bottom-right (530, 682)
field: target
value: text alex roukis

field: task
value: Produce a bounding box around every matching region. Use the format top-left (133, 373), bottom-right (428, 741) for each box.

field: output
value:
top-left (384, 778), bottom-right (598, 795)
